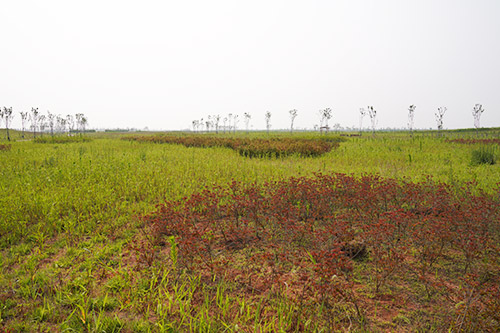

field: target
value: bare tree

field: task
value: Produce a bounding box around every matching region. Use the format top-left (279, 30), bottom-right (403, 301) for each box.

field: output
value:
top-left (3, 107), bottom-right (14, 141)
top-left (408, 105), bottom-right (416, 137)
top-left (333, 123), bottom-right (341, 133)
top-left (359, 107), bottom-right (366, 135)
top-left (20, 111), bottom-right (28, 139)
top-left (213, 115), bottom-right (221, 134)
top-left (265, 111), bottom-right (271, 134)
top-left (289, 109), bottom-right (298, 133)
top-left (223, 117), bottom-right (228, 134)
top-left (56, 115), bottom-right (66, 134)
top-left (243, 112), bottom-right (251, 133)
top-left (205, 116), bottom-right (212, 133)
top-left (367, 106), bottom-right (377, 135)
top-left (435, 106), bottom-right (447, 136)
top-left (66, 114), bottom-right (75, 135)
top-left (80, 115), bottom-right (88, 133)
top-left (199, 118), bottom-right (204, 133)
top-left (472, 104), bottom-right (484, 136)
top-left (227, 114), bottom-right (233, 133)
top-left (192, 120), bottom-right (199, 132)
top-left (233, 114), bottom-right (239, 134)
top-left (47, 112), bottom-right (56, 136)
top-left (38, 115), bottom-right (47, 136)
top-left (75, 113), bottom-right (85, 134)
top-left (319, 108), bottom-right (332, 134)
top-left (30, 107), bottom-right (39, 138)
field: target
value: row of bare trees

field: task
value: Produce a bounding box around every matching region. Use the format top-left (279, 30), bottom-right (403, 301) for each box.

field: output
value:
top-left (359, 104), bottom-right (485, 136)
top-left (192, 113), bottom-right (252, 134)
top-left (190, 104), bottom-right (485, 135)
top-left (192, 108), bottom-right (335, 135)
top-left (432, 104), bottom-right (485, 136)
top-left (0, 107), bottom-right (88, 140)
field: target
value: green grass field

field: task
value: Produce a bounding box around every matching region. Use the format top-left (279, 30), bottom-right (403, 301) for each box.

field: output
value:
top-left (1, 129), bottom-right (499, 331)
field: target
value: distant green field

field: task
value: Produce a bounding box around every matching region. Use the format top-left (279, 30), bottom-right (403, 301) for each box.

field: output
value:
top-left (0, 129), bottom-right (499, 331)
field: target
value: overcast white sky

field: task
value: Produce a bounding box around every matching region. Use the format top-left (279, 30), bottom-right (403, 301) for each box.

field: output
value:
top-left (1, 0), bottom-right (499, 130)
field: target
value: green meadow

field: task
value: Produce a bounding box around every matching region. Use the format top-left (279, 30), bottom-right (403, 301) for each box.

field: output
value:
top-left (0, 129), bottom-right (499, 332)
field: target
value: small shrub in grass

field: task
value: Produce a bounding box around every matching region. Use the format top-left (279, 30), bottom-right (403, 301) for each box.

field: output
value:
top-left (0, 144), bottom-right (11, 151)
top-left (471, 146), bottom-right (496, 165)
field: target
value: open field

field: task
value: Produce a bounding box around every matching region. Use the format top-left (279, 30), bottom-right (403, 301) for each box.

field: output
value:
top-left (1, 129), bottom-right (499, 332)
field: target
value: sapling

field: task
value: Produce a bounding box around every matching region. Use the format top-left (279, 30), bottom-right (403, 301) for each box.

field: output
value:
top-left (75, 113), bottom-right (84, 134)
top-left (205, 115), bottom-right (212, 132)
top-left (213, 115), bottom-right (221, 134)
top-left (367, 106), bottom-right (377, 135)
top-left (38, 115), bottom-right (47, 136)
top-left (319, 108), bottom-right (332, 134)
top-left (80, 115), bottom-right (88, 133)
top-left (47, 112), bottom-right (56, 136)
top-left (408, 105), bottom-right (416, 137)
top-left (435, 106), bottom-right (447, 136)
top-left (243, 112), bottom-right (251, 133)
top-left (56, 115), bottom-right (66, 134)
top-left (227, 114), bottom-right (233, 133)
top-left (289, 109), bottom-right (298, 133)
top-left (359, 108), bottom-right (366, 135)
top-left (265, 111), bottom-right (271, 134)
top-left (30, 107), bottom-right (39, 138)
top-left (233, 114), bottom-right (239, 134)
top-left (472, 104), bottom-right (484, 136)
top-left (66, 114), bottom-right (75, 135)
top-left (223, 117), bottom-right (228, 133)
top-left (20, 111), bottom-right (28, 139)
top-left (2, 107), bottom-right (14, 141)
top-left (333, 123), bottom-right (341, 133)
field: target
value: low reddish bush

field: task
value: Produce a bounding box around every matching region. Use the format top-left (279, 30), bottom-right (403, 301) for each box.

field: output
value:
top-left (0, 144), bottom-right (11, 151)
top-left (143, 173), bottom-right (500, 330)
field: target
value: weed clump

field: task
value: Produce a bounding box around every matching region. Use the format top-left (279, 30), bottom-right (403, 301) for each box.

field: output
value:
top-left (471, 146), bottom-right (496, 165)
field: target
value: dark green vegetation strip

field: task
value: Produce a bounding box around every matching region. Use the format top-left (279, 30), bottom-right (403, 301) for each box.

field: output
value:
top-left (125, 134), bottom-right (345, 157)
top-left (34, 136), bottom-right (93, 144)
top-left (446, 138), bottom-right (500, 145)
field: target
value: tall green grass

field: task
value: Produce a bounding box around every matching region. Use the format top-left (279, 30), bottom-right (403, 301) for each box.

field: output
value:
top-left (471, 146), bottom-right (496, 165)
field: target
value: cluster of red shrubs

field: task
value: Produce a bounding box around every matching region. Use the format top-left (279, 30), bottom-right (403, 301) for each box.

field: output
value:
top-left (144, 174), bottom-right (500, 330)
top-left (447, 138), bottom-right (500, 145)
top-left (126, 135), bottom-right (343, 157)
top-left (0, 144), bottom-right (11, 151)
